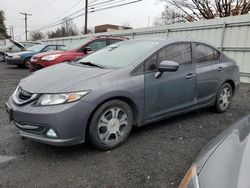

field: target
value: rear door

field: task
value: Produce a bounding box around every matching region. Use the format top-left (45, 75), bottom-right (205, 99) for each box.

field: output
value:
top-left (193, 42), bottom-right (222, 105)
top-left (144, 42), bottom-right (197, 121)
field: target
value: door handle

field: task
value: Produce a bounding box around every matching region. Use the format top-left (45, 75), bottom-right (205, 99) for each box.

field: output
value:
top-left (186, 73), bottom-right (196, 79)
top-left (217, 66), bottom-right (223, 72)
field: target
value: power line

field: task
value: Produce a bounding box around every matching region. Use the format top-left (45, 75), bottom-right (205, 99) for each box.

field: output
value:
top-left (35, 0), bottom-right (129, 30)
top-left (25, 0), bottom-right (48, 13)
top-left (36, 0), bottom-right (84, 29)
top-left (33, 0), bottom-right (143, 32)
top-left (91, 0), bottom-right (143, 12)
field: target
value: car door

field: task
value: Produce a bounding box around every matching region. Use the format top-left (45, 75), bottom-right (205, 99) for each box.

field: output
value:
top-left (193, 42), bottom-right (222, 105)
top-left (144, 42), bottom-right (197, 122)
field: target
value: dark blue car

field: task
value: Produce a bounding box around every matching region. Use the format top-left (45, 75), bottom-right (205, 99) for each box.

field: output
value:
top-left (5, 44), bottom-right (65, 68)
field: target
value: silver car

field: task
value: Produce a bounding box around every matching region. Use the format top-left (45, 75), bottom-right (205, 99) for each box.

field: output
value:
top-left (179, 115), bottom-right (250, 188)
top-left (6, 38), bottom-right (240, 150)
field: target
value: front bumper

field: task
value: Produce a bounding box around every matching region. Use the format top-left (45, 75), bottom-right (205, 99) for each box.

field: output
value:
top-left (5, 57), bottom-right (24, 65)
top-left (29, 61), bottom-right (45, 71)
top-left (6, 97), bottom-right (96, 146)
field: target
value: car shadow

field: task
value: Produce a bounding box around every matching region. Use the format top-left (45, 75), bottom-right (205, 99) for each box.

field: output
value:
top-left (22, 107), bottom-right (215, 157)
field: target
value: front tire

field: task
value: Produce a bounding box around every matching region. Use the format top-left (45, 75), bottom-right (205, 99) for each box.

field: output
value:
top-left (214, 83), bottom-right (233, 113)
top-left (88, 100), bottom-right (133, 150)
top-left (24, 58), bottom-right (31, 69)
top-left (0, 53), bottom-right (5, 62)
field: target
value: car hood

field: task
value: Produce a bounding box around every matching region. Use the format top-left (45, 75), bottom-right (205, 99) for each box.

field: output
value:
top-left (19, 63), bottom-right (113, 93)
top-left (9, 38), bottom-right (25, 49)
top-left (197, 115), bottom-right (250, 188)
top-left (33, 50), bottom-right (74, 58)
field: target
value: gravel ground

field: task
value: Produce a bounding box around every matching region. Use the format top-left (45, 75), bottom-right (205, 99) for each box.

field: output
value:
top-left (0, 63), bottom-right (250, 188)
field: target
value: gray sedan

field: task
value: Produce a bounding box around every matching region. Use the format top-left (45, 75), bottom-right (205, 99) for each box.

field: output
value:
top-left (6, 38), bottom-right (240, 150)
top-left (179, 115), bottom-right (250, 188)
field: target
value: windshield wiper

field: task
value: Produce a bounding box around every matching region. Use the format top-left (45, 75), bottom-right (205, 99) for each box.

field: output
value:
top-left (78, 61), bottom-right (104, 69)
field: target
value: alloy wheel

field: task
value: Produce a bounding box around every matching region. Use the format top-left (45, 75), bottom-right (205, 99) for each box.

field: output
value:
top-left (98, 107), bottom-right (128, 143)
top-left (219, 86), bottom-right (231, 111)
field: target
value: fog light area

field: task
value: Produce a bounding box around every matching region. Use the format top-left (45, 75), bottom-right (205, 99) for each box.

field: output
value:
top-left (46, 129), bottom-right (58, 138)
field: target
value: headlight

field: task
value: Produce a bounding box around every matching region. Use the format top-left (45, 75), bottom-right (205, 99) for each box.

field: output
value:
top-left (13, 55), bottom-right (21, 59)
top-left (41, 54), bottom-right (61, 61)
top-left (36, 91), bottom-right (90, 106)
top-left (179, 165), bottom-right (199, 188)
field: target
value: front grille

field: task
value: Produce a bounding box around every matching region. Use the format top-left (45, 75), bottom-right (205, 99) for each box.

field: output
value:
top-left (18, 89), bottom-right (32, 100)
top-left (30, 63), bottom-right (44, 71)
top-left (12, 87), bottom-right (38, 105)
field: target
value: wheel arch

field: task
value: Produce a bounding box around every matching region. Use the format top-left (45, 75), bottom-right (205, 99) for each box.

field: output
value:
top-left (85, 96), bottom-right (139, 139)
top-left (224, 79), bottom-right (236, 96)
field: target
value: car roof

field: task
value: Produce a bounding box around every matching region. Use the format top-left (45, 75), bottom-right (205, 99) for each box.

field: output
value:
top-left (131, 37), bottom-right (218, 50)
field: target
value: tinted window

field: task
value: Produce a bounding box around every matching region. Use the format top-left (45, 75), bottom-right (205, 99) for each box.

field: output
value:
top-left (62, 38), bottom-right (91, 51)
top-left (87, 40), bottom-right (107, 52)
top-left (158, 43), bottom-right (192, 65)
top-left (57, 45), bottom-right (64, 50)
top-left (194, 43), bottom-right (219, 63)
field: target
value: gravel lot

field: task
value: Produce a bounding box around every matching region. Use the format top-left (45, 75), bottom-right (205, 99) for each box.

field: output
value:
top-left (0, 62), bottom-right (250, 188)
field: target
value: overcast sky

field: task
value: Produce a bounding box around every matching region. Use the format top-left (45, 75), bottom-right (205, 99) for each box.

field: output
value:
top-left (1, 0), bottom-right (165, 40)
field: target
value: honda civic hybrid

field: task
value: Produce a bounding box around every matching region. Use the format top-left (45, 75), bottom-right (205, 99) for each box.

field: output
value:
top-left (6, 38), bottom-right (240, 150)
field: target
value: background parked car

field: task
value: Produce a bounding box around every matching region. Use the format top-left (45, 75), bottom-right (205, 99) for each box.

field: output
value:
top-left (179, 115), bottom-right (250, 188)
top-left (6, 38), bottom-right (240, 150)
top-left (5, 44), bottom-right (65, 68)
top-left (29, 35), bottom-right (126, 71)
top-left (0, 39), bottom-right (42, 62)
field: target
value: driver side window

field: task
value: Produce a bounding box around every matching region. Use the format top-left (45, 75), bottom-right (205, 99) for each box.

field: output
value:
top-left (158, 43), bottom-right (192, 66)
top-left (86, 40), bottom-right (107, 52)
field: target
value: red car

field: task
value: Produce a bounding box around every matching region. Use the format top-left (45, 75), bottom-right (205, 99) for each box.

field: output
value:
top-left (29, 36), bottom-right (125, 71)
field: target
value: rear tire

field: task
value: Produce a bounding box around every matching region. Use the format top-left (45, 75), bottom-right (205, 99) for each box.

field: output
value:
top-left (214, 83), bottom-right (233, 113)
top-left (88, 100), bottom-right (133, 150)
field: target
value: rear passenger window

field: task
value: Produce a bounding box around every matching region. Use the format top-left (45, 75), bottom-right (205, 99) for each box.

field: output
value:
top-left (194, 43), bottom-right (219, 63)
top-left (158, 43), bottom-right (192, 66)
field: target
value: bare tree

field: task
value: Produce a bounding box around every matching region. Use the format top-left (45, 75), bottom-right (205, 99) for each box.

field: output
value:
top-left (121, 22), bottom-right (131, 28)
top-left (154, 6), bottom-right (187, 26)
top-left (30, 31), bottom-right (44, 41)
top-left (47, 17), bottom-right (78, 39)
top-left (158, 0), bottom-right (250, 23)
top-left (0, 10), bottom-right (9, 39)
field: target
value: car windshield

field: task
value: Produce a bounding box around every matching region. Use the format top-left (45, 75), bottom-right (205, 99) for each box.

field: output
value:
top-left (27, 44), bottom-right (45, 52)
top-left (77, 40), bottom-right (160, 68)
top-left (62, 38), bottom-right (91, 51)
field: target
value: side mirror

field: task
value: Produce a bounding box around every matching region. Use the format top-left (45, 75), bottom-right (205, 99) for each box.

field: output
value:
top-left (158, 60), bottom-right (179, 72)
top-left (83, 47), bottom-right (92, 54)
top-left (155, 61), bottom-right (179, 79)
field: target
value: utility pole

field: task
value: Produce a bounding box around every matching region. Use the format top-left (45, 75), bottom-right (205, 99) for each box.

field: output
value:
top-left (84, 0), bottom-right (88, 34)
top-left (20, 12), bottom-right (32, 41)
top-left (10, 26), bottom-right (14, 39)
